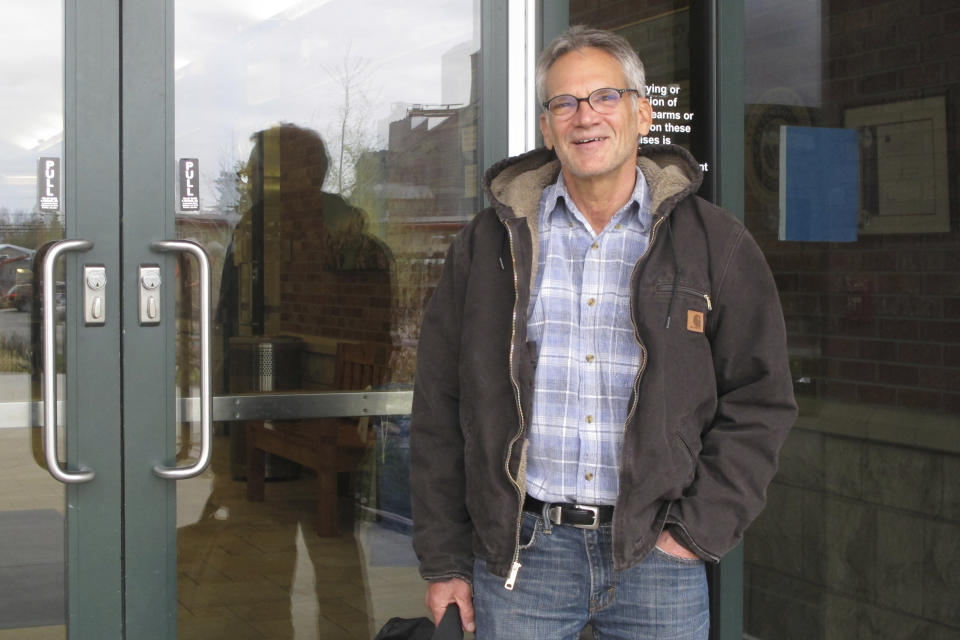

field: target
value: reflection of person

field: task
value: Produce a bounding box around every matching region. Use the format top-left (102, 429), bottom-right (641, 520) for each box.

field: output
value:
top-left (200, 123), bottom-right (394, 638)
top-left (217, 123), bottom-right (392, 346)
top-left (410, 26), bottom-right (797, 638)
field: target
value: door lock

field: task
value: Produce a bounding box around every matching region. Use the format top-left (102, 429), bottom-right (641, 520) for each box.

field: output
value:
top-left (139, 265), bottom-right (161, 325)
top-left (83, 265), bottom-right (107, 325)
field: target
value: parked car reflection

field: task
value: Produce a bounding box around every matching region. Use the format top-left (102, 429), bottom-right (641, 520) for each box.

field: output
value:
top-left (4, 281), bottom-right (65, 317)
top-left (5, 283), bottom-right (32, 312)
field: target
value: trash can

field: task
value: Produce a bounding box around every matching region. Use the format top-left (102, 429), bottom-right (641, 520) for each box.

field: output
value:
top-left (227, 335), bottom-right (303, 480)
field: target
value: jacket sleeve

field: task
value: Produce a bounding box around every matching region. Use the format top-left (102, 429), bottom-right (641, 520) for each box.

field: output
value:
top-left (667, 226), bottom-right (798, 561)
top-left (409, 237), bottom-right (475, 583)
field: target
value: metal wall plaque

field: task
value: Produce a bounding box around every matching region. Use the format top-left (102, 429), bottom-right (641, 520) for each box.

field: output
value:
top-left (178, 158), bottom-right (199, 211)
top-left (38, 157), bottom-right (60, 212)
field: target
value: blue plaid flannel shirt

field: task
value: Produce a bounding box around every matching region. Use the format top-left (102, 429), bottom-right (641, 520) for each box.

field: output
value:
top-left (525, 168), bottom-right (652, 505)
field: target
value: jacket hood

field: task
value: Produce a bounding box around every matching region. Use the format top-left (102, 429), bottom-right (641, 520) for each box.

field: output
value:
top-left (483, 144), bottom-right (705, 221)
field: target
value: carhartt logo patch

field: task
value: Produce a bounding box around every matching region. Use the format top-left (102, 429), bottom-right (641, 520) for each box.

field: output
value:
top-left (687, 310), bottom-right (704, 333)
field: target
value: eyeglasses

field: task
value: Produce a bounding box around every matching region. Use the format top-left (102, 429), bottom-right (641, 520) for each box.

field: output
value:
top-left (542, 87), bottom-right (640, 119)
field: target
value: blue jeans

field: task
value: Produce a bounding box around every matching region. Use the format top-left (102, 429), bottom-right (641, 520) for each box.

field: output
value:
top-left (473, 511), bottom-right (709, 639)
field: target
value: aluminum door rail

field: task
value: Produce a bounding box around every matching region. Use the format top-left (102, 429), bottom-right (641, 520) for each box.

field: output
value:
top-left (178, 390), bottom-right (413, 423)
top-left (41, 238), bottom-right (96, 483)
top-left (0, 390), bottom-right (412, 432)
top-left (151, 240), bottom-right (213, 479)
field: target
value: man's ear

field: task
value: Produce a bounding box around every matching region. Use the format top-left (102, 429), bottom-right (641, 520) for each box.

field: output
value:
top-left (635, 97), bottom-right (653, 136)
top-left (539, 113), bottom-right (554, 150)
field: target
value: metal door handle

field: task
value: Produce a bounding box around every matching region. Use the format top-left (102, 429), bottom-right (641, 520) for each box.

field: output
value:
top-left (42, 238), bottom-right (95, 483)
top-left (150, 240), bottom-right (213, 479)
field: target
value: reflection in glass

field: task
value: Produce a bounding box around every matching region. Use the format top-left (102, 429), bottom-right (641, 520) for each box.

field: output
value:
top-left (571, 2), bottom-right (693, 152)
top-left (0, 1), bottom-right (67, 638)
top-left (174, 1), bottom-right (480, 637)
top-left (742, 2), bottom-right (960, 639)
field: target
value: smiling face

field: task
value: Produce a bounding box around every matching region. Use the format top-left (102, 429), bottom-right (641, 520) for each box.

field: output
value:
top-left (539, 47), bottom-right (652, 193)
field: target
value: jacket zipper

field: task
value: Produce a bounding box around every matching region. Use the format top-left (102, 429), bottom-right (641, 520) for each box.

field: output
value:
top-left (611, 215), bottom-right (665, 565)
top-left (655, 283), bottom-right (713, 310)
top-left (623, 215), bottom-right (666, 426)
top-left (501, 218), bottom-right (526, 590)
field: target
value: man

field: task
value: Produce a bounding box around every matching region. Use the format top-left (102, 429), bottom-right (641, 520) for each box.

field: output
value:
top-left (410, 25), bottom-right (796, 639)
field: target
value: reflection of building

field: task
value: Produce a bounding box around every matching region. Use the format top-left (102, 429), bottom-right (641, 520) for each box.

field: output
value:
top-left (349, 52), bottom-right (482, 369)
top-left (373, 101), bottom-right (478, 248)
top-left (362, 50), bottom-right (482, 237)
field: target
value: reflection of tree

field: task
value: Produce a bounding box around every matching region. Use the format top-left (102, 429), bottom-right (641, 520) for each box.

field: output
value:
top-left (0, 208), bottom-right (64, 250)
top-left (212, 158), bottom-right (248, 218)
top-left (323, 46), bottom-right (379, 198)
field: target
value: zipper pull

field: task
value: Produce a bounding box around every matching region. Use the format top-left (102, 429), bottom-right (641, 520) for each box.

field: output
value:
top-left (704, 294), bottom-right (712, 311)
top-left (503, 561), bottom-right (522, 590)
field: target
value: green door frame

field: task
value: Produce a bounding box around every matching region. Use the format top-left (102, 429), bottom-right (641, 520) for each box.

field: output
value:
top-left (64, 0), bottom-right (124, 637)
top-left (119, 0), bottom-right (179, 637)
top-left (709, 3), bottom-right (746, 640)
top-left (691, 2), bottom-right (747, 639)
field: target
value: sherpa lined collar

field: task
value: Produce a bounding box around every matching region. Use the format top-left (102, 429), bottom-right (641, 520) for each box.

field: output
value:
top-left (485, 144), bottom-right (703, 223)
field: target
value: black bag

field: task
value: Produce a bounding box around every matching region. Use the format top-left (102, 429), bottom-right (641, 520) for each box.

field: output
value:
top-left (374, 604), bottom-right (462, 640)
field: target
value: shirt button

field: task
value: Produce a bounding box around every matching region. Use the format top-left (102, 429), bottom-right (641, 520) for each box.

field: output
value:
top-left (585, 472), bottom-right (594, 481)
top-left (586, 298), bottom-right (596, 306)
top-left (585, 415), bottom-right (594, 424)
top-left (585, 354), bottom-right (595, 363)
top-left (615, 224), bottom-right (622, 230)
top-left (591, 242), bottom-right (599, 249)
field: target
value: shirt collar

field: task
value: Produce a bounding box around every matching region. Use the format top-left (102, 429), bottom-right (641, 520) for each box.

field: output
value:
top-left (540, 166), bottom-right (652, 233)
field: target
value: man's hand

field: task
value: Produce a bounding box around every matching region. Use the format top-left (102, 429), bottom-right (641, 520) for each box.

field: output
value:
top-left (655, 529), bottom-right (700, 560)
top-left (426, 578), bottom-right (475, 633)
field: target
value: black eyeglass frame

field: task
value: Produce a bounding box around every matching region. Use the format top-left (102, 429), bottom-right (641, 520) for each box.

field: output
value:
top-left (541, 87), bottom-right (641, 117)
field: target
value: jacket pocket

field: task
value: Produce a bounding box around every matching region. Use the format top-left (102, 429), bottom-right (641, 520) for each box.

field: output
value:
top-left (655, 282), bottom-right (713, 311)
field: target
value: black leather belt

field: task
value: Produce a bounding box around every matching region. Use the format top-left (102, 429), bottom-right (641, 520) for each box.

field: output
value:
top-left (523, 495), bottom-right (614, 530)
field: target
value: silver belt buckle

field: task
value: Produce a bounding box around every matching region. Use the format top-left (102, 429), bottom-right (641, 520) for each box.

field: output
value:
top-left (573, 504), bottom-right (600, 530)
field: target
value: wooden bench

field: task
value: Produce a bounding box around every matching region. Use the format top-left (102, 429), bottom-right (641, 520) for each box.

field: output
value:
top-left (245, 342), bottom-right (391, 536)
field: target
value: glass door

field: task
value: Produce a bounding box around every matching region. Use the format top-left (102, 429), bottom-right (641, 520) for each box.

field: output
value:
top-left (121, 0), bottom-right (489, 637)
top-left (0, 5), bottom-right (67, 636)
top-left (0, 1), bottom-right (124, 638)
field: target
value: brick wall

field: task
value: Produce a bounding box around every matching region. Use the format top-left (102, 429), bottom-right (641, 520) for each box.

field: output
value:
top-left (762, 236), bottom-right (960, 413)
top-left (745, 0), bottom-right (960, 414)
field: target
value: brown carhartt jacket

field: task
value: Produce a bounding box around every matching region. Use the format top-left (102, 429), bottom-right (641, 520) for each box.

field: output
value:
top-left (410, 145), bottom-right (797, 587)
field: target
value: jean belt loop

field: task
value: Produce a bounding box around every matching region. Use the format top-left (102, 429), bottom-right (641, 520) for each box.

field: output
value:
top-left (540, 500), bottom-right (554, 534)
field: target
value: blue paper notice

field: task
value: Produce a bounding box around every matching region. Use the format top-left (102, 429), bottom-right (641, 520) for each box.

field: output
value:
top-left (779, 126), bottom-right (859, 242)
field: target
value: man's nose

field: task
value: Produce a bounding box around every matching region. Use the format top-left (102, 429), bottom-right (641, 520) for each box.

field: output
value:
top-left (571, 99), bottom-right (601, 126)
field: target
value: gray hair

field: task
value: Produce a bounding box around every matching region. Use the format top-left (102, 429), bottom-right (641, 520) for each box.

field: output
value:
top-left (535, 25), bottom-right (647, 106)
